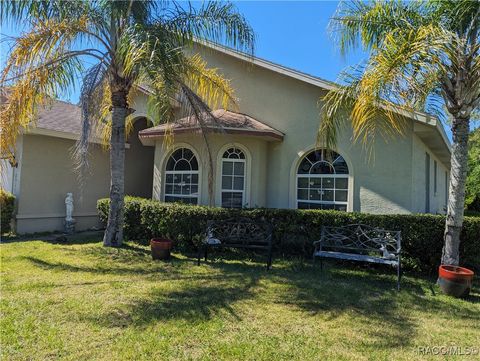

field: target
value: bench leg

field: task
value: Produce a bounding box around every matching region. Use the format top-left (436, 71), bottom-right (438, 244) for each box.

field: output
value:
top-left (397, 260), bottom-right (402, 291)
top-left (266, 248), bottom-right (273, 270)
top-left (204, 247), bottom-right (208, 262)
top-left (197, 246), bottom-right (202, 266)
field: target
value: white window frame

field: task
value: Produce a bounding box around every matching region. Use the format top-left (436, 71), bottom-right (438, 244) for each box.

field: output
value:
top-left (296, 173), bottom-right (349, 210)
top-left (293, 148), bottom-right (352, 211)
top-left (163, 146), bottom-right (200, 205)
top-left (220, 147), bottom-right (246, 208)
top-left (216, 143), bottom-right (251, 208)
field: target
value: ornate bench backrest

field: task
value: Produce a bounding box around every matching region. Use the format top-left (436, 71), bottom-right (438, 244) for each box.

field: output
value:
top-left (207, 218), bottom-right (273, 247)
top-left (320, 224), bottom-right (401, 256)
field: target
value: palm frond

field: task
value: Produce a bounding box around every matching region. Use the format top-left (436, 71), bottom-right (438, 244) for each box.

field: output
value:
top-left (73, 62), bottom-right (109, 174)
top-left (320, 22), bottom-right (453, 156)
top-left (183, 54), bottom-right (236, 111)
top-left (330, 0), bottom-right (426, 55)
top-left (0, 57), bottom-right (82, 166)
top-left (1, 0), bottom-right (86, 24)
top-left (178, 83), bottom-right (217, 206)
top-left (164, 1), bottom-right (255, 54)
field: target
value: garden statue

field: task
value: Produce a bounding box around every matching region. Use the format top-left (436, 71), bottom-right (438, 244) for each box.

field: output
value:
top-left (380, 244), bottom-right (396, 260)
top-left (65, 193), bottom-right (74, 221)
top-left (64, 193), bottom-right (75, 234)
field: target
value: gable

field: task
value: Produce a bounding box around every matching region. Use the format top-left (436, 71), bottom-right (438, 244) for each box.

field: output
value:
top-left (192, 42), bottom-right (451, 168)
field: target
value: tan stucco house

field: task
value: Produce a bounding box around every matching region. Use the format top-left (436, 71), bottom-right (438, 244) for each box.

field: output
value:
top-left (2, 44), bottom-right (451, 234)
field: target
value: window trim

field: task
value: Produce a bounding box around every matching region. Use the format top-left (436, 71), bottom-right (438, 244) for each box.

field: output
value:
top-left (445, 170), bottom-right (449, 207)
top-left (221, 154), bottom-right (246, 208)
top-left (425, 152), bottom-right (430, 213)
top-left (162, 143), bottom-right (201, 205)
top-left (216, 143), bottom-right (251, 208)
top-left (290, 146), bottom-right (354, 211)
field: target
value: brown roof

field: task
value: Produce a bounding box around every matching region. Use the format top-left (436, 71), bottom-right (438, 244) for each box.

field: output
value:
top-left (2, 90), bottom-right (283, 142)
top-left (139, 109), bottom-right (284, 141)
top-left (0, 88), bottom-right (82, 135)
top-left (35, 100), bottom-right (82, 134)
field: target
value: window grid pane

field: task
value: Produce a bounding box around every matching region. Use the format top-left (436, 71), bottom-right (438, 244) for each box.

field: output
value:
top-left (221, 149), bottom-right (246, 208)
top-left (296, 159), bottom-right (349, 210)
top-left (165, 148), bottom-right (199, 204)
top-left (222, 192), bottom-right (243, 208)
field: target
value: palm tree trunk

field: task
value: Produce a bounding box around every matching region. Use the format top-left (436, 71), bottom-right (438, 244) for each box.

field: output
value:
top-left (442, 116), bottom-right (470, 265)
top-left (103, 89), bottom-right (128, 247)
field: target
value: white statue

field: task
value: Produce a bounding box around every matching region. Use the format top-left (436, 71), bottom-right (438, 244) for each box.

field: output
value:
top-left (65, 193), bottom-right (74, 221)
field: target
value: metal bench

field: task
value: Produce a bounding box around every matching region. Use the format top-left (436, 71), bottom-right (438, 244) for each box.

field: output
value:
top-left (198, 218), bottom-right (274, 269)
top-left (313, 224), bottom-right (402, 289)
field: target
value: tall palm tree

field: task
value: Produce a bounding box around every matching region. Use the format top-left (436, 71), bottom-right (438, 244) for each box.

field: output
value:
top-left (1, 0), bottom-right (254, 246)
top-left (320, 0), bottom-right (479, 265)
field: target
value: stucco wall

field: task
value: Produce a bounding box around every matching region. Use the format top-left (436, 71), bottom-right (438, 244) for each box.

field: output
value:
top-left (152, 133), bottom-right (268, 208)
top-left (16, 127), bottom-right (154, 234)
top-left (16, 135), bottom-right (110, 233)
top-left (186, 47), bottom-right (417, 213)
top-left (412, 134), bottom-right (449, 214)
top-left (125, 118), bottom-right (155, 198)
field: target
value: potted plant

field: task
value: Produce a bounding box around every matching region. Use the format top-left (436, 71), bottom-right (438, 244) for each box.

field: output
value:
top-left (437, 265), bottom-right (474, 298)
top-left (150, 238), bottom-right (173, 260)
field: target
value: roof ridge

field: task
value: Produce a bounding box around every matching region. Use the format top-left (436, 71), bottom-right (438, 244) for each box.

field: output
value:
top-left (50, 98), bottom-right (79, 107)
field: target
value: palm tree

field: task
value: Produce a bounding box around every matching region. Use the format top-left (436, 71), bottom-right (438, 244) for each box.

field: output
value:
top-left (1, 1), bottom-right (254, 246)
top-left (320, 0), bottom-right (479, 265)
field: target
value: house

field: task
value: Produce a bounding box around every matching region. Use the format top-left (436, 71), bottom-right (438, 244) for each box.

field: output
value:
top-left (1, 97), bottom-right (154, 233)
top-left (1, 43), bottom-right (451, 234)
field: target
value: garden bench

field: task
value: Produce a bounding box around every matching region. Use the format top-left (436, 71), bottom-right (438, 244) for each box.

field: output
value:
top-left (198, 218), bottom-right (274, 269)
top-left (313, 224), bottom-right (402, 289)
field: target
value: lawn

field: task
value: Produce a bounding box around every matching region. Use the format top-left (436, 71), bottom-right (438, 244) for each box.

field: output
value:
top-left (1, 237), bottom-right (479, 361)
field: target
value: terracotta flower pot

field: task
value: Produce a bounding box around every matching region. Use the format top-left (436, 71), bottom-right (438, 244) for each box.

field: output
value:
top-left (437, 265), bottom-right (474, 298)
top-left (150, 238), bottom-right (173, 260)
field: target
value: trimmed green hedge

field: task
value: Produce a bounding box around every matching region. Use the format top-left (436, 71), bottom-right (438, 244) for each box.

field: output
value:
top-left (97, 197), bottom-right (480, 273)
top-left (1, 188), bottom-right (15, 234)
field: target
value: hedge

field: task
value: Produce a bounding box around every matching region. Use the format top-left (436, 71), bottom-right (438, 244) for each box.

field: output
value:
top-left (97, 197), bottom-right (480, 273)
top-left (1, 188), bottom-right (15, 234)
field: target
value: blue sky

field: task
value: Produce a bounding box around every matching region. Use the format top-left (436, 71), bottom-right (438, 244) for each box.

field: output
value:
top-left (234, 1), bottom-right (366, 82)
top-left (2, 1), bottom-right (364, 100)
top-left (1, 1), bottom-right (461, 140)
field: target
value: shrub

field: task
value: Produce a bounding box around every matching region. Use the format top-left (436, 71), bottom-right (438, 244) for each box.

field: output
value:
top-left (97, 197), bottom-right (480, 273)
top-left (1, 188), bottom-right (15, 234)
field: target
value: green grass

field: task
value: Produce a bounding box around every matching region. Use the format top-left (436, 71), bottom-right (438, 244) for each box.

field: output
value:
top-left (1, 238), bottom-right (479, 361)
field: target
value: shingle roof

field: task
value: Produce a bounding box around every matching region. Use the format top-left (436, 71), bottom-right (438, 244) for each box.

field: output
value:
top-left (139, 109), bottom-right (284, 141)
top-left (35, 100), bottom-right (82, 135)
top-left (0, 88), bottom-right (83, 135)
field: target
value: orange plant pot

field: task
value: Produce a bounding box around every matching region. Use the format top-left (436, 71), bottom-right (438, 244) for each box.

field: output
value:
top-left (150, 238), bottom-right (173, 260)
top-left (437, 265), bottom-right (474, 298)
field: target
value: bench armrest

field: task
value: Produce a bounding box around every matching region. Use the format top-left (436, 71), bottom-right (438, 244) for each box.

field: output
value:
top-left (313, 239), bottom-right (323, 252)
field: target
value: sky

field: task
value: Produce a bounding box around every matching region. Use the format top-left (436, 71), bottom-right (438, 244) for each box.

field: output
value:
top-left (0, 1), bottom-right (461, 140)
top-left (234, 1), bottom-right (366, 82)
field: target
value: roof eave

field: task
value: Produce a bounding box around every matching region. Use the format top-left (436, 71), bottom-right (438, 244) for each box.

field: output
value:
top-left (139, 126), bottom-right (284, 144)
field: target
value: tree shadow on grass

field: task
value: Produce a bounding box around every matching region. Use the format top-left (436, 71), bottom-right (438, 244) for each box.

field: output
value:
top-left (1, 231), bottom-right (104, 245)
top-left (82, 258), bottom-right (424, 348)
top-left (22, 255), bottom-right (249, 284)
top-left (23, 248), bottom-right (479, 350)
top-left (86, 276), bottom-right (260, 328)
top-left (205, 259), bottom-right (480, 349)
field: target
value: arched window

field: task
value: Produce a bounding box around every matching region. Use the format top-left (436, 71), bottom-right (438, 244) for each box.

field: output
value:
top-left (297, 149), bottom-right (349, 210)
top-left (164, 147), bottom-right (199, 204)
top-left (221, 147), bottom-right (245, 208)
